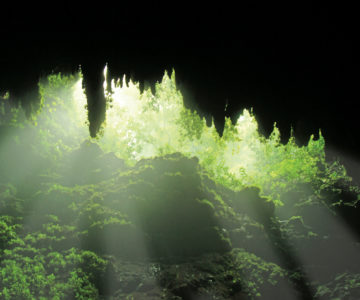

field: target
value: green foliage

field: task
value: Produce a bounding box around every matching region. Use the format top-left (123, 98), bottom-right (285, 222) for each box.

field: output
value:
top-left (35, 72), bottom-right (88, 161)
top-left (177, 107), bottom-right (205, 141)
top-left (2, 69), bottom-right (344, 207)
top-left (0, 94), bottom-right (26, 129)
top-left (102, 71), bottom-right (184, 163)
top-left (0, 216), bottom-right (19, 252)
top-left (231, 248), bottom-right (287, 299)
top-left (0, 183), bottom-right (24, 216)
top-left (99, 77), bottom-right (335, 205)
top-left (1, 71), bottom-right (88, 166)
top-left (1, 68), bottom-right (360, 298)
top-left (248, 130), bottom-right (326, 205)
top-left (0, 242), bottom-right (106, 299)
top-left (315, 272), bottom-right (360, 299)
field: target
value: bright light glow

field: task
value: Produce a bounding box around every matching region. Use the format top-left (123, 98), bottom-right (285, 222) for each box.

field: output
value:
top-left (98, 68), bottom-right (326, 204)
top-left (0, 67), bottom-right (327, 205)
top-left (72, 76), bottom-right (88, 128)
top-left (1, 69), bottom-right (359, 299)
top-left (100, 70), bottom-right (184, 161)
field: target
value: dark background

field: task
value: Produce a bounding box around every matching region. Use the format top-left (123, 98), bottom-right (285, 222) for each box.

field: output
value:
top-left (0, 2), bottom-right (358, 179)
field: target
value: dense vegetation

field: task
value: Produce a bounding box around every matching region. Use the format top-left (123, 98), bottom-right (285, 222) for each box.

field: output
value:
top-left (0, 70), bottom-right (359, 299)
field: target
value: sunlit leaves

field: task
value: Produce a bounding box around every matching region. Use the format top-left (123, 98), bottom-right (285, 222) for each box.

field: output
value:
top-left (102, 71), bottom-right (184, 163)
top-left (80, 69), bottom-right (331, 205)
top-left (0, 69), bottom-right (345, 206)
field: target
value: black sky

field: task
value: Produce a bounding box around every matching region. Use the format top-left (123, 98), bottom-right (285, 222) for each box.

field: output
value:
top-left (0, 3), bottom-right (358, 163)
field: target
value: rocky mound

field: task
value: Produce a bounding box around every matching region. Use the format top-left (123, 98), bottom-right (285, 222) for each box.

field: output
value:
top-left (1, 142), bottom-right (360, 299)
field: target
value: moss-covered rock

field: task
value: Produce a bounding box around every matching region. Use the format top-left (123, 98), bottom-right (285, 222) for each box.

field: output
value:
top-left (2, 144), bottom-right (360, 299)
